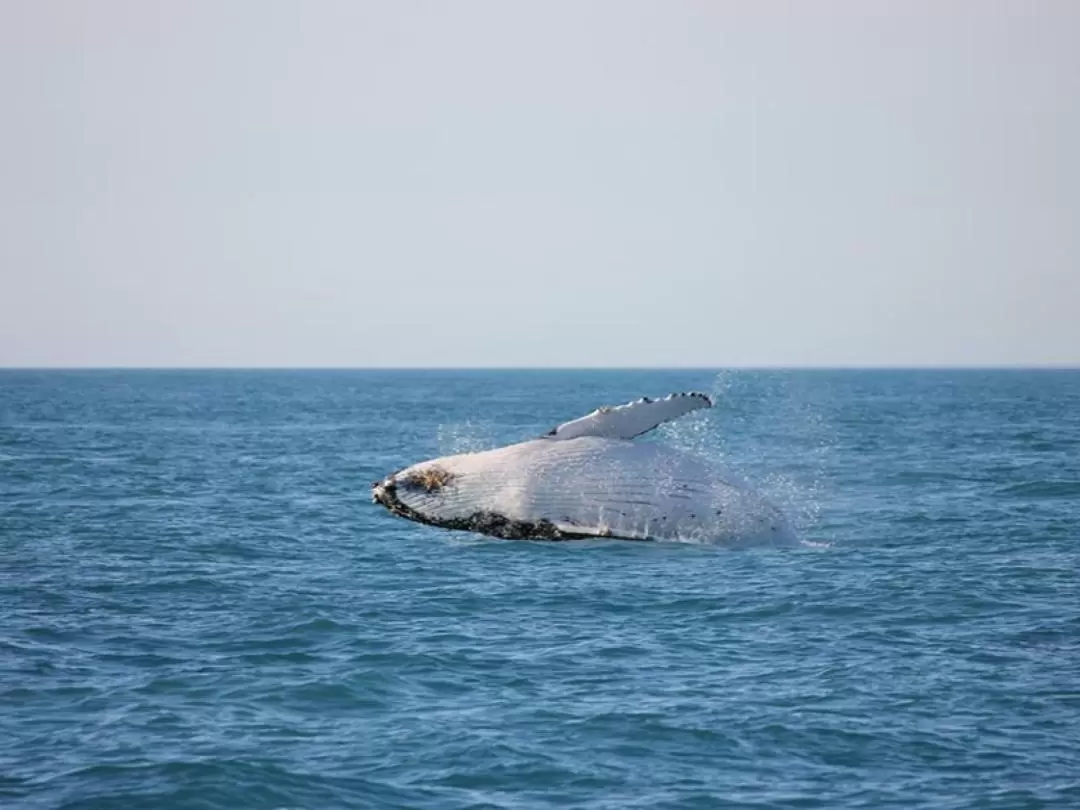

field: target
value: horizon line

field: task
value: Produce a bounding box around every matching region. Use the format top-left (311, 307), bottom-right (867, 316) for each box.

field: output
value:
top-left (2, 364), bottom-right (1078, 372)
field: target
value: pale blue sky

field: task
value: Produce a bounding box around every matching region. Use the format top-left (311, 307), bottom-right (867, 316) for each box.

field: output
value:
top-left (2, 1), bottom-right (1078, 367)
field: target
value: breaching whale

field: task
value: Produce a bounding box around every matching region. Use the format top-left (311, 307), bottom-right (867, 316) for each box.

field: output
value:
top-left (371, 393), bottom-right (792, 543)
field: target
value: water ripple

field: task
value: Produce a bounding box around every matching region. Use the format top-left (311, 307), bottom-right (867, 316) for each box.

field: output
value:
top-left (2, 370), bottom-right (1079, 809)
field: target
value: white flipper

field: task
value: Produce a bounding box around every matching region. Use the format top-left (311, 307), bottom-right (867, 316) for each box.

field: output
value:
top-left (545, 392), bottom-right (712, 441)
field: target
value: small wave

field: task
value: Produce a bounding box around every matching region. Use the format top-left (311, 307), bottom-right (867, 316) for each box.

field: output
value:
top-left (997, 480), bottom-right (1080, 499)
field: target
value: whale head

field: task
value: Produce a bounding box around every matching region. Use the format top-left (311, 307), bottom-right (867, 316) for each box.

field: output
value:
top-left (372, 458), bottom-right (458, 522)
top-left (371, 447), bottom-right (569, 540)
top-left (372, 453), bottom-right (516, 531)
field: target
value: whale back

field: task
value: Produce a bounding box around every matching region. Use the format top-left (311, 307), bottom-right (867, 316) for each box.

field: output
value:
top-left (377, 437), bottom-right (790, 543)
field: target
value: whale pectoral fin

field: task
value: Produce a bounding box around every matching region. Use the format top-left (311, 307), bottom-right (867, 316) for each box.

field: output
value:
top-left (543, 392), bottom-right (713, 441)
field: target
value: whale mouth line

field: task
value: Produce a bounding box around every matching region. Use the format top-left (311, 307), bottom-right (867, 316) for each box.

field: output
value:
top-left (371, 477), bottom-right (636, 542)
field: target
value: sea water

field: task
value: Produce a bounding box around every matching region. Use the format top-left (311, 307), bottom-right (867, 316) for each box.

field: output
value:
top-left (2, 369), bottom-right (1078, 809)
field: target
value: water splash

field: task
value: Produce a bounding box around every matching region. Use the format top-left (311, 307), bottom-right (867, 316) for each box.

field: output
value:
top-left (433, 373), bottom-right (836, 548)
top-left (436, 420), bottom-right (500, 456)
top-left (658, 371), bottom-right (836, 544)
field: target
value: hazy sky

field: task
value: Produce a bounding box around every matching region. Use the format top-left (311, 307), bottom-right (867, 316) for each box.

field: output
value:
top-left (2, 1), bottom-right (1078, 367)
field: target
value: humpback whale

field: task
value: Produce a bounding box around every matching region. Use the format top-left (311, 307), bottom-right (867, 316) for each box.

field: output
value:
top-left (372, 393), bottom-right (792, 543)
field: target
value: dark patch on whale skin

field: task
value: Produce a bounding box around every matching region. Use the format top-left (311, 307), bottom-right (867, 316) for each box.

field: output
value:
top-left (373, 478), bottom-right (649, 542)
top-left (445, 511), bottom-right (570, 540)
top-left (400, 465), bottom-right (453, 493)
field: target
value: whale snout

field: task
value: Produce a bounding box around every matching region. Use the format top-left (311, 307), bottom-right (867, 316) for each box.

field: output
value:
top-left (371, 476), bottom-right (396, 507)
top-left (372, 460), bottom-right (465, 528)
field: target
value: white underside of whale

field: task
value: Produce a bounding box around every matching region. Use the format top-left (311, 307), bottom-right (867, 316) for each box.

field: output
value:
top-left (390, 435), bottom-right (791, 543)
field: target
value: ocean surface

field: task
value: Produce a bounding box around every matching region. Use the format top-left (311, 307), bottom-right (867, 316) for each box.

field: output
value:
top-left (2, 369), bottom-right (1078, 810)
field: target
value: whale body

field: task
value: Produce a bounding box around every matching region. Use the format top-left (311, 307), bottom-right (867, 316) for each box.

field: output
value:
top-left (372, 393), bottom-right (791, 544)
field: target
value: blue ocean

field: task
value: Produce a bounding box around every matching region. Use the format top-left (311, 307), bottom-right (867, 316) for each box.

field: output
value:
top-left (2, 369), bottom-right (1078, 809)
